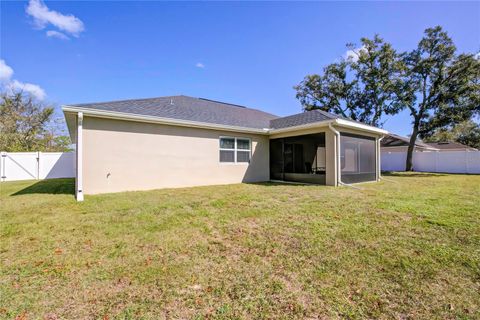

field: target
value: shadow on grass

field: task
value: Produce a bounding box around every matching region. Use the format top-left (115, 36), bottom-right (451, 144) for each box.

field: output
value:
top-left (382, 171), bottom-right (447, 177)
top-left (247, 181), bottom-right (326, 187)
top-left (12, 178), bottom-right (75, 196)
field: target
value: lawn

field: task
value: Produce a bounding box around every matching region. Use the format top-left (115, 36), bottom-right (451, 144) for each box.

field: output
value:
top-left (1, 173), bottom-right (479, 319)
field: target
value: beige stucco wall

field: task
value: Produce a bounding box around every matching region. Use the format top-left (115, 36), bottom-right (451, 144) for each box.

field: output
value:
top-left (82, 116), bottom-right (270, 194)
top-left (79, 116), bottom-right (384, 194)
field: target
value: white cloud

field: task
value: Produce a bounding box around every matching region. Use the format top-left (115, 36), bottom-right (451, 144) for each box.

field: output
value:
top-left (195, 62), bottom-right (205, 68)
top-left (0, 60), bottom-right (46, 100)
top-left (46, 30), bottom-right (69, 40)
top-left (10, 80), bottom-right (46, 100)
top-left (475, 52), bottom-right (480, 60)
top-left (0, 59), bottom-right (14, 82)
top-left (344, 45), bottom-right (367, 62)
top-left (26, 0), bottom-right (84, 37)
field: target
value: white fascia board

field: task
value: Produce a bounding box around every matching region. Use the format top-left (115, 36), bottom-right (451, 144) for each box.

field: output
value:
top-left (334, 118), bottom-right (389, 135)
top-left (62, 106), bottom-right (269, 135)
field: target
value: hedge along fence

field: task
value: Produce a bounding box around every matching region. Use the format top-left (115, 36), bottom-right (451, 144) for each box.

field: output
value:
top-left (381, 150), bottom-right (480, 174)
top-left (0, 152), bottom-right (75, 182)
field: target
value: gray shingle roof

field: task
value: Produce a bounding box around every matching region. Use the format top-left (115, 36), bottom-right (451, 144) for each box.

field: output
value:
top-left (70, 95), bottom-right (278, 129)
top-left (269, 109), bottom-right (343, 129)
top-left (68, 95), bottom-right (364, 131)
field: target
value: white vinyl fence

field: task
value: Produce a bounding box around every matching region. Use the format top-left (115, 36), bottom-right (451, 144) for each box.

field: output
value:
top-left (0, 152), bottom-right (76, 182)
top-left (382, 150), bottom-right (480, 174)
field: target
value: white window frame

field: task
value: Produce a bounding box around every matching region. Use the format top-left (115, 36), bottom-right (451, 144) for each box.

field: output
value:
top-left (219, 136), bottom-right (252, 164)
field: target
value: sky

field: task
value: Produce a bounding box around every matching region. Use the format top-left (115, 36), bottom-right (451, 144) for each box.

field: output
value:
top-left (1, 1), bottom-right (479, 136)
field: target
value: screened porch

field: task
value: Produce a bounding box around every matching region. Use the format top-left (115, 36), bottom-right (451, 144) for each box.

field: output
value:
top-left (269, 131), bottom-right (378, 185)
top-left (270, 133), bottom-right (326, 184)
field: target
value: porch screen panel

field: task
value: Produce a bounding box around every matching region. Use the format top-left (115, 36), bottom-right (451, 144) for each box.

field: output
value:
top-left (340, 133), bottom-right (376, 183)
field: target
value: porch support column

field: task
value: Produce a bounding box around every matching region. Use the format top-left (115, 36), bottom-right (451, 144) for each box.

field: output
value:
top-left (324, 130), bottom-right (337, 186)
top-left (376, 136), bottom-right (384, 181)
top-left (76, 112), bottom-right (84, 201)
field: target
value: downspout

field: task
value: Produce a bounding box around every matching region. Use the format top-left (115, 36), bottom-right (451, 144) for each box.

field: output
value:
top-left (76, 112), bottom-right (84, 201)
top-left (328, 122), bottom-right (341, 186)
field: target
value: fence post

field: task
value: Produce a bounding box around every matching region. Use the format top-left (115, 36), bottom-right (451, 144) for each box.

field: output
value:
top-left (37, 151), bottom-right (41, 180)
top-left (0, 152), bottom-right (6, 182)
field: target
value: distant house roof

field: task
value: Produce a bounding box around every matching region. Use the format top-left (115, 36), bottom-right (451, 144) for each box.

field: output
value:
top-left (381, 133), bottom-right (438, 150)
top-left (70, 95), bottom-right (278, 130)
top-left (382, 134), bottom-right (479, 151)
top-left (426, 141), bottom-right (478, 151)
top-left (64, 95), bottom-right (386, 134)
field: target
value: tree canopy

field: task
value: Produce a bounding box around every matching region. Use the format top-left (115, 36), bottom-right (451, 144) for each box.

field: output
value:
top-left (295, 26), bottom-right (480, 171)
top-left (0, 91), bottom-right (71, 152)
top-left (400, 26), bottom-right (480, 169)
top-left (294, 35), bottom-right (404, 127)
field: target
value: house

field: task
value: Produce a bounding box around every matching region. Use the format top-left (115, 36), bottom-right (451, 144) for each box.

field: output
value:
top-left (381, 133), bottom-right (478, 152)
top-left (63, 95), bottom-right (387, 201)
top-left (381, 133), bottom-right (439, 152)
top-left (424, 141), bottom-right (478, 151)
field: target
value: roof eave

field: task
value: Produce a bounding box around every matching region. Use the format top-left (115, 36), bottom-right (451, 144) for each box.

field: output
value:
top-left (269, 118), bottom-right (388, 135)
top-left (62, 106), bottom-right (270, 135)
top-left (62, 106), bottom-right (388, 137)
top-left (334, 118), bottom-right (388, 135)
top-left (268, 119), bottom-right (335, 134)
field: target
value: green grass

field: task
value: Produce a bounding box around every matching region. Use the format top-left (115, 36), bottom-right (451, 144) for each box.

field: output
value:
top-left (1, 173), bottom-right (479, 319)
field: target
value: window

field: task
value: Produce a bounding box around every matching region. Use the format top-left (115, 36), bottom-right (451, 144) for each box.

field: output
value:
top-left (220, 137), bottom-right (235, 162)
top-left (219, 137), bottom-right (251, 163)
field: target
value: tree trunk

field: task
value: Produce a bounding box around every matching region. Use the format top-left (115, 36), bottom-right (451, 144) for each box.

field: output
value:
top-left (406, 120), bottom-right (419, 171)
